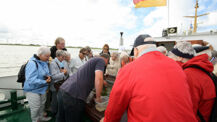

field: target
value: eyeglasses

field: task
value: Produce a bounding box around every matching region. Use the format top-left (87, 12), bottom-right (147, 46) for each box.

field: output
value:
top-left (103, 48), bottom-right (109, 50)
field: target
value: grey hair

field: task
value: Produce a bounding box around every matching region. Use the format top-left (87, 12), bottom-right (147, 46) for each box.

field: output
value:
top-left (64, 51), bottom-right (71, 57)
top-left (111, 52), bottom-right (119, 57)
top-left (120, 51), bottom-right (129, 59)
top-left (157, 46), bottom-right (168, 55)
top-left (37, 46), bottom-right (51, 56)
top-left (174, 41), bottom-right (196, 56)
top-left (56, 50), bottom-right (67, 57)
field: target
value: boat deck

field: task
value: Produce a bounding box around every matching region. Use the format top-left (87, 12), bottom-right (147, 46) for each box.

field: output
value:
top-left (0, 103), bottom-right (92, 122)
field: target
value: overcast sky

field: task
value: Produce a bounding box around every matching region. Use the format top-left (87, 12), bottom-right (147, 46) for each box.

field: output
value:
top-left (0, 0), bottom-right (216, 48)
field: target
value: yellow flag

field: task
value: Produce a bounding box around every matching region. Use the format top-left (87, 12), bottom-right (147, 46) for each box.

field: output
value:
top-left (134, 0), bottom-right (167, 8)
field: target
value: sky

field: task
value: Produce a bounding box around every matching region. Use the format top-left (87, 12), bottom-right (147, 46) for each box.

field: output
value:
top-left (0, 0), bottom-right (217, 48)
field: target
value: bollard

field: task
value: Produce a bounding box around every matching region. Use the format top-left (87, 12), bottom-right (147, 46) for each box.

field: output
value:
top-left (10, 90), bottom-right (18, 110)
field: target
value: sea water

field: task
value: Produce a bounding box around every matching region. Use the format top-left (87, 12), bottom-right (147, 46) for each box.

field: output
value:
top-left (0, 45), bottom-right (106, 77)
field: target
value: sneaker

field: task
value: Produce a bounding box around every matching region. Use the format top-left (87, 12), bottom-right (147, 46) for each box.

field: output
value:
top-left (39, 116), bottom-right (52, 122)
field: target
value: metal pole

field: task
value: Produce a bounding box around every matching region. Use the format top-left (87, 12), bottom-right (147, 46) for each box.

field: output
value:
top-left (11, 90), bottom-right (18, 110)
top-left (193, 0), bottom-right (198, 33)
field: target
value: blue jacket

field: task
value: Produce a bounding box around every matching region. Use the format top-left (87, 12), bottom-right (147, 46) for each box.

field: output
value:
top-left (23, 55), bottom-right (50, 94)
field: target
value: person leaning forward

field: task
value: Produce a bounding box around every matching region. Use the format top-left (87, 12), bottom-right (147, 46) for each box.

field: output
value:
top-left (100, 34), bottom-right (197, 122)
top-left (168, 42), bottom-right (215, 122)
top-left (56, 53), bottom-right (109, 122)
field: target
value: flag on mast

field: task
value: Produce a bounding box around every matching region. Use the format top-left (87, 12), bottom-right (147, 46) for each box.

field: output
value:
top-left (134, 0), bottom-right (167, 8)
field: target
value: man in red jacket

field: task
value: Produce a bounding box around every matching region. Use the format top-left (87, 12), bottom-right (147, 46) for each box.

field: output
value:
top-left (169, 41), bottom-right (215, 122)
top-left (100, 35), bottom-right (197, 122)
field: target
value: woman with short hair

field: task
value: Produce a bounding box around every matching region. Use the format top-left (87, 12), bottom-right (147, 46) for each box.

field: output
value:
top-left (24, 46), bottom-right (51, 122)
top-left (49, 50), bottom-right (68, 115)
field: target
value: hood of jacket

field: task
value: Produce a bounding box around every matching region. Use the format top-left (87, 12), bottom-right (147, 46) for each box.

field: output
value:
top-left (182, 54), bottom-right (213, 73)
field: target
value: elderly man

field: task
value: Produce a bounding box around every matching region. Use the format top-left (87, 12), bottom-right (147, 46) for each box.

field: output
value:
top-left (50, 37), bottom-right (67, 59)
top-left (56, 54), bottom-right (109, 122)
top-left (168, 41), bottom-right (215, 122)
top-left (101, 34), bottom-right (196, 122)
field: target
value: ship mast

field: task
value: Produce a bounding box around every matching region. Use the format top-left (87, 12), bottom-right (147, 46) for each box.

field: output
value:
top-left (184, 0), bottom-right (209, 33)
top-left (194, 0), bottom-right (199, 33)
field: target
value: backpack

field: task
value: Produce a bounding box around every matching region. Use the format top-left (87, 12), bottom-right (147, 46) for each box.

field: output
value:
top-left (17, 60), bottom-right (38, 87)
top-left (184, 65), bottom-right (217, 122)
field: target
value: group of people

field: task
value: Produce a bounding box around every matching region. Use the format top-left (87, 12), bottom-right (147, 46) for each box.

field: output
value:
top-left (101, 35), bottom-right (217, 122)
top-left (22, 34), bottom-right (217, 122)
top-left (23, 37), bottom-right (123, 122)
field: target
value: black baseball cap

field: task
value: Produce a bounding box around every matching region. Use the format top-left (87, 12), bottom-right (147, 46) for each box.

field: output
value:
top-left (133, 34), bottom-right (156, 48)
top-left (193, 46), bottom-right (209, 53)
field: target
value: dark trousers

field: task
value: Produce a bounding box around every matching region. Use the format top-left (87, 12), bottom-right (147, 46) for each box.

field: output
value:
top-left (45, 89), bottom-right (52, 111)
top-left (51, 91), bottom-right (58, 115)
top-left (56, 89), bottom-right (85, 122)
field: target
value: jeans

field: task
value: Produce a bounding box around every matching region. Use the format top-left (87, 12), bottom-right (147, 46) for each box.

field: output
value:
top-left (56, 89), bottom-right (85, 122)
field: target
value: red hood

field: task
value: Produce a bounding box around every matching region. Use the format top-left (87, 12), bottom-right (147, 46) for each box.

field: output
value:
top-left (182, 54), bottom-right (213, 73)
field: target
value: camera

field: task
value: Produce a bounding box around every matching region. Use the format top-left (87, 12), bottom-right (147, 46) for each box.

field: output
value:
top-left (43, 76), bottom-right (48, 80)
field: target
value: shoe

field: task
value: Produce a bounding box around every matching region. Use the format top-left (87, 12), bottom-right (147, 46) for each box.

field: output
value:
top-left (43, 112), bottom-right (48, 117)
top-left (39, 116), bottom-right (52, 122)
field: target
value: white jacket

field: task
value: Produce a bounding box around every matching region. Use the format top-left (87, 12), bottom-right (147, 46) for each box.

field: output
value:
top-left (70, 56), bottom-right (86, 74)
top-left (106, 58), bottom-right (120, 76)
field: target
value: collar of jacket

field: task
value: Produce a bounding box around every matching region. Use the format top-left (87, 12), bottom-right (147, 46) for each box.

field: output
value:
top-left (52, 46), bottom-right (67, 51)
top-left (33, 54), bottom-right (49, 64)
top-left (34, 54), bottom-right (40, 60)
top-left (138, 47), bottom-right (159, 57)
top-left (55, 57), bottom-right (64, 68)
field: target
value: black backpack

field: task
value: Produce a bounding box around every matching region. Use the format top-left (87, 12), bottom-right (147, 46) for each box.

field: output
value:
top-left (17, 60), bottom-right (38, 87)
top-left (184, 65), bottom-right (217, 122)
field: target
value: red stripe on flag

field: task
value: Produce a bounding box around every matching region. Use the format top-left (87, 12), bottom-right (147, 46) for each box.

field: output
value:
top-left (133, 0), bottom-right (145, 4)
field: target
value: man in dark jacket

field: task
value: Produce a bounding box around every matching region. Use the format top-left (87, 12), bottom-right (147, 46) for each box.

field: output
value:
top-left (169, 41), bottom-right (215, 122)
top-left (50, 37), bottom-right (67, 59)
